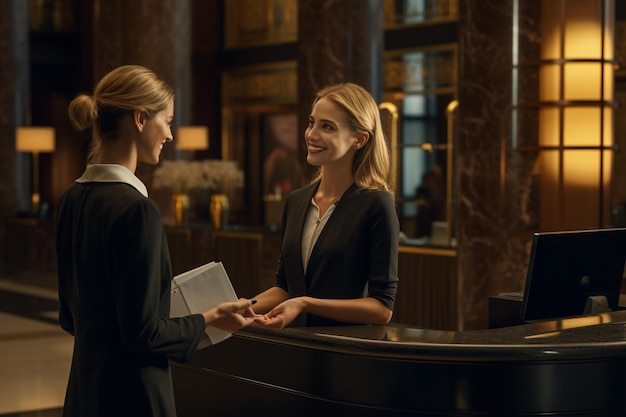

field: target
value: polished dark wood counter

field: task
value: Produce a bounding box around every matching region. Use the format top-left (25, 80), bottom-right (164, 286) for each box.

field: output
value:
top-left (172, 311), bottom-right (626, 416)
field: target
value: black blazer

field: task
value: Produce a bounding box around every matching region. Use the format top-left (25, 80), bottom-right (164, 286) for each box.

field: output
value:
top-left (275, 182), bottom-right (399, 327)
top-left (56, 181), bottom-right (206, 417)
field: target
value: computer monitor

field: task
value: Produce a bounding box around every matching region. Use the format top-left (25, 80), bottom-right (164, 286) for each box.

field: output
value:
top-left (520, 228), bottom-right (626, 321)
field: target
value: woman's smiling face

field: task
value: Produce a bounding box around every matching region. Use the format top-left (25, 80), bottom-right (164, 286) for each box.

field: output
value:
top-left (138, 100), bottom-right (174, 165)
top-left (304, 97), bottom-right (358, 169)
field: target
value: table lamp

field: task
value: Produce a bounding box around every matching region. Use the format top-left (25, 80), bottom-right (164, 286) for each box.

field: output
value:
top-left (176, 126), bottom-right (209, 157)
top-left (16, 126), bottom-right (55, 214)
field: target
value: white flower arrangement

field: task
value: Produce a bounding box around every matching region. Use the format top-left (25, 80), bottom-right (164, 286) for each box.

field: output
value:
top-left (153, 159), bottom-right (244, 194)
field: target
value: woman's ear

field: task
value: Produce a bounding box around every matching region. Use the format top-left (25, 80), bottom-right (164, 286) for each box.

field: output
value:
top-left (354, 131), bottom-right (369, 149)
top-left (134, 111), bottom-right (147, 132)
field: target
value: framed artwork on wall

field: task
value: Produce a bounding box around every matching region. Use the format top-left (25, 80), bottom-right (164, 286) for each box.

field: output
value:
top-left (261, 112), bottom-right (302, 198)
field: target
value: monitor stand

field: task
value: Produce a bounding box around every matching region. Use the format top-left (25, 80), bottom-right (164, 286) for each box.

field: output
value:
top-left (582, 295), bottom-right (611, 315)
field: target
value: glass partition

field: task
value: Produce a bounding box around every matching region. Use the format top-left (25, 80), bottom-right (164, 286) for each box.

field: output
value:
top-left (382, 45), bottom-right (458, 246)
top-left (384, 0), bottom-right (459, 28)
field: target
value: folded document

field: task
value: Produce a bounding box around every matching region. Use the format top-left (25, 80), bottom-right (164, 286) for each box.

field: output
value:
top-left (170, 261), bottom-right (238, 349)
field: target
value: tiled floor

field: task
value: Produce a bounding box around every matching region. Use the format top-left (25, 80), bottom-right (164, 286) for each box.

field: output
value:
top-left (0, 277), bottom-right (71, 417)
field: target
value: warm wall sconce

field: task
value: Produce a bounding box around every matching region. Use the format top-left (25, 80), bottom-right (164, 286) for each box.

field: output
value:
top-left (176, 126), bottom-right (209, 157)
top-left (16, 126), bottom-right (56, 214)
top-left (538, 0), bottom-right (615, 230)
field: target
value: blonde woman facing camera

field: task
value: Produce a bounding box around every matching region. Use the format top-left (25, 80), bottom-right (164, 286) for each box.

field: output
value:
top-left (253, 82), bottom-right (399, 329)
top-left (56, 65), bottom-right (256, 417)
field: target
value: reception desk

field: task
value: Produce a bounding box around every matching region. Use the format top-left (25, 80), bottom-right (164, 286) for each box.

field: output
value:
top-left (171, 311), bottom-right (626, 416)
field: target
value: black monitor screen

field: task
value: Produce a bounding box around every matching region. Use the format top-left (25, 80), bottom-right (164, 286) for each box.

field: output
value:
top-left (520, 228), bottom-right (626, 321)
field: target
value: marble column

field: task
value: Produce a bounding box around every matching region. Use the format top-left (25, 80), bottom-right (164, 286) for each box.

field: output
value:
top-left (0, 0), bottom-right (31, 274)
top-left (297, 0), bottom-right (384, 178)
top-left (93, 0), bottom-right (192, 160)
top-left (92, 0), bottom-right (192, 210)
top-left (457, 1), bottom-right (541, 329)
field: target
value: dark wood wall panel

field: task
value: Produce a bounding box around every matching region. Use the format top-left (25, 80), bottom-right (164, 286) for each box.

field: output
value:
top-left (164, 226), bottom-right (192, 276)
top-left (212, 231), bottom-right (263, 299)
top-left (393, 248), bottom-right (458, 330)
top-left (260, 232), bottom-right (281, 293)
top-left (5, 218), bottom-right (56, 276)
top-left (165, 226), bottom-right (458, 330)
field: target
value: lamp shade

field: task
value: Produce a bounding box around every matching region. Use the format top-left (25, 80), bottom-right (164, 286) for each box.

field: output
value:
top-left (16, 127), bottom-right (55, 152)
top-left (176, 126), bottom-right (209, 151)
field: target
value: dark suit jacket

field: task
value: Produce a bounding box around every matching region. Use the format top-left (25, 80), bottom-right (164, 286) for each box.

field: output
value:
top-left (56, 181), bottom-right (206, 417)
top-left (275, 182), bottom-right (399, 327)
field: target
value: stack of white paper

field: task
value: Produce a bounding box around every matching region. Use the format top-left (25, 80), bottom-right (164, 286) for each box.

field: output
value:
top-left (170, 261), bottom-right (238, 349)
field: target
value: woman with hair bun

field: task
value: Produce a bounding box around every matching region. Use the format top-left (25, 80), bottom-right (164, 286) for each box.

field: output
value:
top-left (56, 65), bottom-right (256, 417)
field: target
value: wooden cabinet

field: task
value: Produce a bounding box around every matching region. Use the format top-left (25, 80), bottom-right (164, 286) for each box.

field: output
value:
top-left (165, 226), bottom-right (280, 298)
top-left (166, 225), bottom-right (458, 329)
top-left (5, 217), bottom-right (57, 276)
top-left (163, 226), bottom-right (193, 276)
top-left (2, 219), bottom-right (458, 329)
top-left (212, 231), bottom-right (264, 298)
top-left (393, 246), bottom-right (458, 330)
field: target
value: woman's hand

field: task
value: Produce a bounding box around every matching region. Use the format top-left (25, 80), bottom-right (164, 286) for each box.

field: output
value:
top-left (203, 298), bottom-right (260, 333)
top-left (254, 297), bottom-right (306, 329)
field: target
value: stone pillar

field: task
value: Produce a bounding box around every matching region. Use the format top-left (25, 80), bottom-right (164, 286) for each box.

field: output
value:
top-left (297, 0), bottom-right (384, 178)
top-left (457, 1), bottom-right (541, 329)
top-left (0, 0), bottom-right (30, 273)
top-left (92, 0), bottom-right (192, 194)
top-left (93, 0), bottom-right (192, 142)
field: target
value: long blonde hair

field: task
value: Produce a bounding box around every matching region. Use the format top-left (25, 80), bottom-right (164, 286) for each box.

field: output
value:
top-left (68, 65), bottom-right (174, 164)
top-left (310, 83), bottom-right (391, 193)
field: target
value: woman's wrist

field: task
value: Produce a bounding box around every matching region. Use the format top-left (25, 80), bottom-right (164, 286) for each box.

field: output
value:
top-left (201, 308), bottom-right (218, 327)
top-left (295, 296), bottom-right (311, 313)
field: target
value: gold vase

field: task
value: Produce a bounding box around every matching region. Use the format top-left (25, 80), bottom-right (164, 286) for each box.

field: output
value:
top-left (172, 193), bottom-right (190, 226)
top-left (209, 193), bottom-right (230, 229)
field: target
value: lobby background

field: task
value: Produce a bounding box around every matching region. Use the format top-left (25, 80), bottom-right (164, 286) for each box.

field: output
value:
top-left (1, 0), bottom-right (625, 331)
